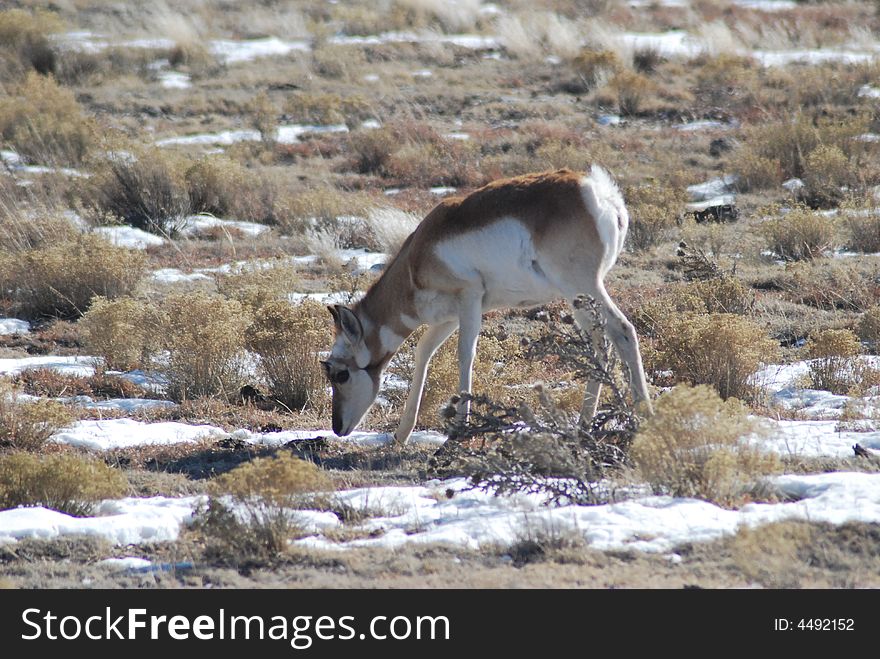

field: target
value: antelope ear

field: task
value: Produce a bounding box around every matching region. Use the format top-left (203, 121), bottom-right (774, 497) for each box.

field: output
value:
top-left (327, 305), bottom-right (340, 327)
top-left (336, 306), bottom-right (364, 346)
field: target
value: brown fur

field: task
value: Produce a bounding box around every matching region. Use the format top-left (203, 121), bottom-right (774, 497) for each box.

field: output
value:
top-left (353, 169), bottom-right (599, 361)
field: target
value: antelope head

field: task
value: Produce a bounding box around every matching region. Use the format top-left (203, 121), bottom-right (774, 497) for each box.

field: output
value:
top-left (323, 304), bottom-right (382, 436)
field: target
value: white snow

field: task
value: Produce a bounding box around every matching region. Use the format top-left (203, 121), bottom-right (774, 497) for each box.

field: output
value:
top-left (0, 496), bottom-right (200, 546)
top-left (3, 471), bottom-right (880, 551)
top-left (99, 557), bottom-right (152, 570)
top-left (0, 318), bottom-right (30, 335)
top-left (50, 419), bottom-right (226, 451)
top-left (158, 71), bottom-right (191, 89)
top-left (328, 32), bottom-right (498, 51)
top-left (0, 355), bottom-right (96, 378)
top-left (209, 37), bottom-right (310, 64)
top-left (150, 268), bottom-right (213, 284)
top-left (92, 226), bottom-right (167, 250)
top-left (687, 175), bottom-right (738, 201)
top-left (296, 471), bottom-right (880, 553)
top-left (156, 123), bottom-right (348, 148)
top-left (674, 120), bottom-right (731, 132)
top-left (290, 248), bottom-right (388, 272)
top-left (180, 214), bottom-right (270, 237)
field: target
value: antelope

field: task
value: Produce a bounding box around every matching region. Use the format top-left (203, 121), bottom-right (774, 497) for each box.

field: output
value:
top-left (323, 166), bottom-right (652, 443)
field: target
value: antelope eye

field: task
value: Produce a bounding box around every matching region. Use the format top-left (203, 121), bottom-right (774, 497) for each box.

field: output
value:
top-left (333, 370), bottom-right (350, 384)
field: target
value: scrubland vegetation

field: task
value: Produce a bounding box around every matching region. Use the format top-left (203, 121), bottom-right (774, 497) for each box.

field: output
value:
top-left (3, 0), bottom-right (880, 589)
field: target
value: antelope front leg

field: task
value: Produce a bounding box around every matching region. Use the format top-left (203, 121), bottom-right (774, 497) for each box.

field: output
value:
top-left (394, 321), bottom-right (457, 444)
top-left (455, 295), bottom-right (483, 423)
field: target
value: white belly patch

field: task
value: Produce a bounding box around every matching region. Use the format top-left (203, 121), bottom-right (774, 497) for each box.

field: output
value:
top-left (432, 218), bottom-right (561, 310)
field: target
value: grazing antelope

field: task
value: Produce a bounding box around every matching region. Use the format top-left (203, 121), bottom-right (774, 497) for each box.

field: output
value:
top-left (323, 167), bottom-right (652, 443)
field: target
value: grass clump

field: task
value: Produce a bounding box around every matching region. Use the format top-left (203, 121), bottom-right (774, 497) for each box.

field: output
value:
top-left (0, 233), bottom-right (146, 321)
top-left (0, 8), bottom-right (62, 79)
top-left (0, 452), bottom-right (126, 516)
top-left (152, 293), bottom-right (252, 403)
top-left (651, 313), bottom-right (779, 402)
top-left (805, 329), bottom-right (863, 395)
top-left (840, 201), bottom-right (880, 254)
top-left (0, 72), bottom-right (94, 166)
top-left (802, 145), bottom-right (857, 208)
top-left (198, 453), bottom-right (332, 561)
top-left (858, 306), bottom-right (880, 346)
top-left (761, 205), bottom-right (835, 261)
top-left (245, 300), bottom-right (331, 412)
top-left (87, 146), bottom-right (191, 236)
top-left (79, 296), bottom-right (158, 372)
top-left (624, 181), bottom-right (687, 252)
top-left (0, 382), bottom-right (75, 452)
top-left (215, 262), bottom-right (301, 310)
top-left (631, 384), bottom-right (780, 505)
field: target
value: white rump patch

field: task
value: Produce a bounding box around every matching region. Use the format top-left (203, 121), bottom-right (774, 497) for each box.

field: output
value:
top-left (580, 165), bottom-right (628, 271)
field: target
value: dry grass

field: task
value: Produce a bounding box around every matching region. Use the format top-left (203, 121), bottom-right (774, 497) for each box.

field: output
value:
top-left (0, 381), bottom-right (75, 452)
top-left (0, 451), bottom-right (126, 516)
top-left (150, 293), bottom-right (253, 403)
top-left (0, 8), bottom-right (62, 80)
top-left (197, 453), bottom-right (333, 562)
top-left (0, 233), bottom-right (146, 321)
top-left (87, 145), bottom-right (191, 236)
top-left (245, 300), bottom-right (331, 412)
top-left (760, 205), bottom-right (836, 261)
top-left (631, 384), bottom-right (780, 505)
top-left (649, 312), bottom-right (780, 402)
top-left (0, 72), bottom-right (94, 166)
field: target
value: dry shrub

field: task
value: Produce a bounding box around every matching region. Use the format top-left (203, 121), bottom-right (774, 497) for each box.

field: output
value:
top-left (249, 91), bottom-right (278, 148)
top-left (0, 207), bottom-right (79, 253)
top-left (151, 293), bottom-right (253, 403)
top-left (0, 382), bottom-right (75, 452)
top-left (635, 276), bottom-right (755, 335)
top-left (651, 313), bottom-right (780, 402)
top-left (183, 159), bottom-right (282, 226)
top-left (167, 41), bottom-right (220, 77)
top-left (0, 9), bottom-right (62, 79)
top-left (12, 368), bottom-right (144, 399)
top-left (731, 521), bottom-right (816, 588)
top-left (631, 384), bottom-right (780, 504)
top-left (348, 127), bottom-right (399, 175)
top-left (245, 300), bottom-right (331, 411)
top-left (364, 206), bottom-right (420, 255)
top-left (730, 150), bottom-right (782, 193)
top-left (1, 234), bottom-right (146, 320)
top-left (739, 114), bottom-right (868, 182)
top-left (605, 70), bottom-right (655, 116)
top-left (215, 262), bottom-right (301, 310)
top-left (571, 48), bottom-right (622, 88)
top-left (857, 306), bottom-right (880, 346)
top-left (274, 186), bottom-right (368, 236)
top-left (0, 72), bottom-right (94, 166)
top-left (0, 452), bottom-right (126, 516)
top-left (802, 145), bottom-right (856, 208)
top-left (199, 453), bottom-right (332, 560)
top-left (840, 203), bottom-right (880, 254)
top-left (805, 329), bottom-right (862, 395)
top-left (694, 54), bottom-right (757, 103)
top-left (781, 260), bottom-right (880, 311)
top-left (79, 296), bottom-right (158, 371)
top-left (624, 181), bottom-right (687, 251)
top-left (285, 92), bottom-right (371, 126)
top-left (386, 138), bottom-right (483, 188)
top-left (761, 205), bottom-right (835, 261)
top-left (88, 146), bottom-right (191, 235)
